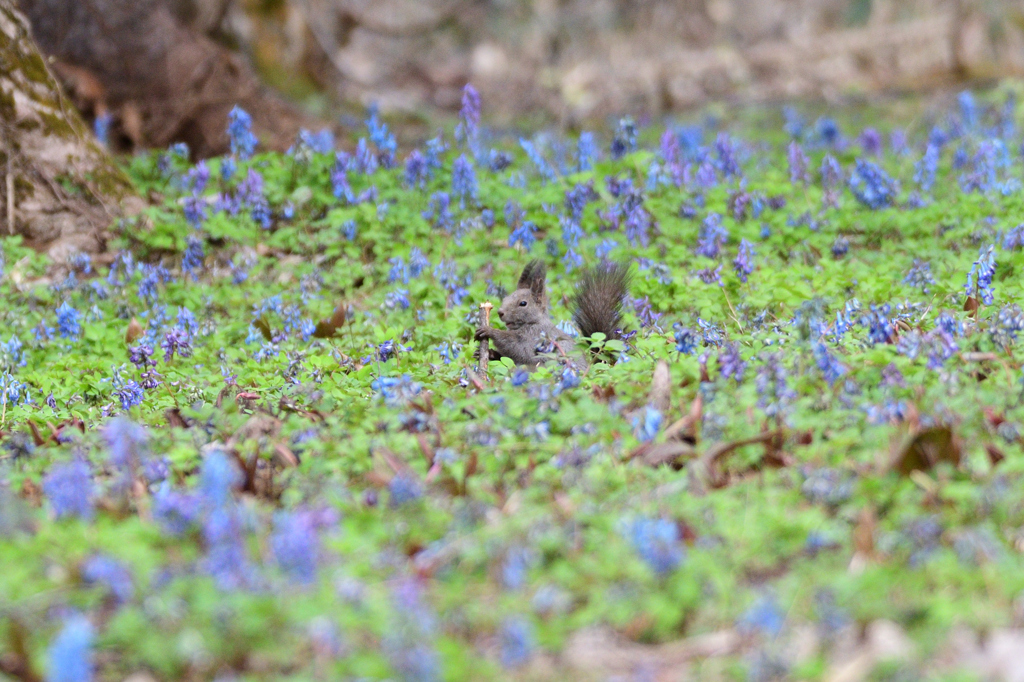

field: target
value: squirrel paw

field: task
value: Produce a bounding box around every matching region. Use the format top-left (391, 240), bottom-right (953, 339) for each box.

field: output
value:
top-left (474, 326), bottom-right (494, 341)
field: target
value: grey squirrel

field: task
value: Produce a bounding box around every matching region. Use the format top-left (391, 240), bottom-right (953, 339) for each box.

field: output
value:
top-left (475, 260), bottom-right (631, 368)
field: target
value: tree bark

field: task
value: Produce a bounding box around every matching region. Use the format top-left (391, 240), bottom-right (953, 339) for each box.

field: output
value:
top-left (18, 0), bottom-right (324, 159)
top-left (0, 0), bottom-right (137, 260)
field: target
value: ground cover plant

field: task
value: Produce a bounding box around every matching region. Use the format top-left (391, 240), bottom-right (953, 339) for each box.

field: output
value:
top-left (5, 86), bottom-right (1024, 680)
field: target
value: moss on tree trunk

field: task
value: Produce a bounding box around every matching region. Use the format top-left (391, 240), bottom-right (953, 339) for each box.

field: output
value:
top-left (0, 0), bottom-right (137, 260)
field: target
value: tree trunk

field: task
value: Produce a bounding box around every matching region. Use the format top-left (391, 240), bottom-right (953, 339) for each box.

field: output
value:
top-left (0, 0), bottom-right (137, 261)
top-left (18, 0), bottom-right (325, 159)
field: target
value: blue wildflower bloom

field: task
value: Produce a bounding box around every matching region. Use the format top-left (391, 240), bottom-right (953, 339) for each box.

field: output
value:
top-left (610, 117), bottom-right (638, 160)
top-left (93, 113), bottom-right (112, 147)
top-left (904, 259), bottom-right (935, 293)
top-left (624, 204), bottom-right (651, 247)
top-left (633, 406), bottom-right (662, 442)
top-left (104, 417), bottom-right (148, 474)
top-left (82, 555), bottom-right (134, 604)
top-left (831, 236), bottom-right (849, 258)
top-left (859, 127), bottom-right (882, 156)
top-left (404, 149), bottom-right (427, 189)
top-left (734, 239), bottom-right (755, 282)
top-left (182, 234), bottom-right (204, 277)
top-left (577, 131), bottom-right (598, 171)
top-left (696, 212), bottom-right (728, 258)
top-left (1004, 224), bottom-right (1024, 250)
top-left (812, 342), bottom-right (846, 387)
top-left (849, 159), bottom-right (898, 209)
top-left (965, 245), bottom-right (996, 305)
top-left (622, 517), bottom-right (684, 575)
top-left (714, 133), bottom-right (742, 178)
top-left (389, 473), bottom-right (423, 507)
top-left (46, 614), bottom-right (93, 682)
top-left (914, 144), bottom-right (939, 194)
top-left (423, 192), bottom-right (454, 233)
top-left (499, 617), bottom-right (534, 669)
top-left (509, 221), bottom-right (537, 251)
top-left (56, 302), bottom-right (81, 339)
top-left (960, 140), bottom-right (999, 194)
top-left (519, 138), bottom-right (556, 181)
top-left (860, 304), bottom-right (896, 345)
top-left (696, 264), bottom-right (723, 285)
top-left (366, 108), bottom-right (397, 168)
top-left (152, 485), bottom-right (200, 536)
top-left (958, 90), bottom-right (978, 131)
top-left (787, 141), bottom-right (809, 185)
top-left (271, 510), bottom-right (324, 584)
top-left (451, 154), bottom-right (477, 207)
top-left (42, 460), bottom-right (93, 520)
top-left (673, 324), bottom-right (696, 354)
top-left (698, 318), bottom-right (723, 347)
top-left (757, 352), bottom-right (796, 416)
top-left (737, 596), bottom-right (785, 638)
top-left (227, 106), bottom-right (257, 160)
top-left (389, 257), bottom-right (409, 284)
top-left (718, 343), bottom-right (745, 382)
top-left (815, 117), bottom-right (842, 148)
top-left (161, 328), bottom-right (193, 361)
top-left (456, 83), bottom-right (481, 144)
top-left (783, 106), bottom-right (804, 138)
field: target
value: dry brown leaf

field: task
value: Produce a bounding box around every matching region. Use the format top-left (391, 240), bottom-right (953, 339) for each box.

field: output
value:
top-left (892, 426), bottom-right (961, 476)
top-left (312, 301), bottom-right (347, 339)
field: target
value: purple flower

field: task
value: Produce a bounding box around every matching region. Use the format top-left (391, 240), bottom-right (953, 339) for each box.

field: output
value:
top-left (519, 138), bottom-right (555, 181)
top-left (46, 614), bottom-right (93, 682)
top-left (456, 83), bottom-right (481, 143)
top-left (200, 449), bottom-right (242, 507)
top-left (849, 159), bottom-right (898, 209)
top-left (499, 617), bottom-right (534, 669)
top-left (152, 486), bottom-right (200, 536)
top-left (812, 342), bottom-right (846, 387)
top-left (622, 517), bottom-right (684, 575)
top-left (624, 205), bottom-right (651, 247)
top-left (673, 324), bottom-right (696, 354)
top-left (630, 296), bottom-right (662, 329)
top-left (404, 149), bottom-right (427, 189)
top-left (757, 352), bottom-right (796, 416)
top-left (451, 154), bottom-right (477, 207)
top-left (576, 131), bottom-right (598, 172)
top-left (42, 460), bottom-right (93, 520)
top-left (182, 234), bottom-right (204, 277)
top-left (93, 113), bottom-right (112, 147)
top-left (733, 239), bottom-right (755, 283)
top-left (904, 259), bottom-right (935, 293)
top-left (696, 213), bottom-right (728, 258)
top-left (389, 473), bottom-right (423, 507)
top-left (718, 343), bottom-right (745, 382)
top-left (202, 505), bottom-right (254, 590)
top-left (610, 117), bottom-right (638, 160)
top-left (112, 377), bottom-right (144, 411)
top-left (227, 106), bottom-right (258, 160)
top-left (860, 304), bottom-right (896, 345)
top-left (161, 328), bottom-right (193, 362)
top-left (965, 245), bottom-right (996, 305)
top-left (714, 133), bottom-right (742, 178)
top-left (696, 264), bottom-right (723, 285)
top-left (104, 417), bottom-right (148, 472)
top-left (859, 127), bottom-right (882, 156)
top-left (831, 236), bottom-right (849, 258)
top-left (82, 555), bottom-right (134, 604)
top-left (423, 192), bottom-right (454, 232)
top-left (787, 141), bottom-right (809, 185)
top-left (271, 510), bottom-right (330, 584)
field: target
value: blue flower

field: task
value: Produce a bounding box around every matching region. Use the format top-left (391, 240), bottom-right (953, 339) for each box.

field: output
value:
top-left (499, 617), bottom-right (535, 669)
top-left (965, 245), bottom-right (996, 305)
top-left (404, 149), bottom-right (427, 189)
top-left (519, 138), bottom-right (556, 181)
top-left (914, 144), bottom-right (939, 194)
top-left (456, 83), bottom-right (481, 144)
top-left (46, 614), bottom-right (93, 682)
top-left (56, 302), bottom-right (81, 339)
top-left (451, 154), bottom-right (477, 207)
top-left (509, 221), bottom-right (537, 251)
top-left (389, 473), bottom-right (424, 507)
top-left (423, 192), bottom-right (454, 233)
top-left (733, 239), bottom-right (755, 283)
top-left (849, 159), bottom-right (898, 209)
top-left (633, 406), bottom-right (662, 442)
top-left (718, 343), bottom-right (745, 382)
top-left (673, 324), bottom-right (696, 354)
top-left (227, 106), bottom-right (258, 160)
top-left (787, 141), bottom-right (808, 185)
top-left (182, 234), bottom-right (204, 277)
top-left (622, 517), bottom-right (684, 575)
top-left (737, 595), bottom-right (784, 638)
top-left (152, 485), bottom-right (200, 535)
top-left (93, 113), bottom-right (112, 147)
top-left (696, 213), bottom-right (728, 258)
top-left (271, 510), bottom-right (327, 584)
top-left (903, 259), bottom-right (935, 293)
top-left (82, 555), bottom-right (134, 603)
top-left (42, 460), bottom-right (93, 520)
top-left (104, 417), bottom-right (148, 473)
top-left (831, 236), bottom-right (849, 258)
top-left (610, 117), bottom-right (638, 160)
top-left (576, 131), bottom-right (598, 172)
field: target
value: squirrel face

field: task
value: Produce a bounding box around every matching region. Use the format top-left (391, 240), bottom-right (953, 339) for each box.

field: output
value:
top-left (497, 260), bottom-right (548, 329)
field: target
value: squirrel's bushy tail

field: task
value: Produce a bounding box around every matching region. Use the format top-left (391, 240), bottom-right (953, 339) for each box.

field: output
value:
top-left (571, 261), bottom-right (631, 340)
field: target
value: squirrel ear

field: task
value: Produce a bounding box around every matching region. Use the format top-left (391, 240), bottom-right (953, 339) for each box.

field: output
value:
top-left (517, 260), bottom-right (546, 290)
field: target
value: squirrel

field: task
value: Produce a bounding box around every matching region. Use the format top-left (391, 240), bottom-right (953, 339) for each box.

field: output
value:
top-left (475, 259), bottom-right (631, 368)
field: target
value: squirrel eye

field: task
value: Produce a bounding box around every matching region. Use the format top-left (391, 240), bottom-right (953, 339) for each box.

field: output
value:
top-left (519, 300), bottom-right (528, 306)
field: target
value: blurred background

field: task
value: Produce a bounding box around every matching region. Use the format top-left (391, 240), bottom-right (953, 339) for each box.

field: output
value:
top-left (16, 0), bottom-right (1024, 156)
